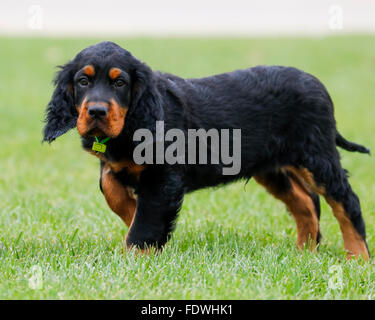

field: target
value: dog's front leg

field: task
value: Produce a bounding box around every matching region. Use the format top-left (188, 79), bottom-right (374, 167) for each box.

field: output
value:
top-left (125, 171), bottom-right (184, 252)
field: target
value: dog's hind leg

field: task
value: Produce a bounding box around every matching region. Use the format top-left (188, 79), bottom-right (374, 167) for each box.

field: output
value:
top-left (286, 156), bottom-right (370, 260)
top-left (254, 169), bottom-right (321, 250)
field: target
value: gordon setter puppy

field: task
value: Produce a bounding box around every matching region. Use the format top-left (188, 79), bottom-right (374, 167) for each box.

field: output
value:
top-left (43, 41), bottom-right (370, 259)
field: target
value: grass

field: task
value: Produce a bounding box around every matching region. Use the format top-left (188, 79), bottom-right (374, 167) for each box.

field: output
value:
top-left (0, 36), bottom-right (375, 299)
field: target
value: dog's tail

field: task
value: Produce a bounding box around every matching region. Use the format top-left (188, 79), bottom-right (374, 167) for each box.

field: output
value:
top-left (336, 132), bottom-right (370, 154)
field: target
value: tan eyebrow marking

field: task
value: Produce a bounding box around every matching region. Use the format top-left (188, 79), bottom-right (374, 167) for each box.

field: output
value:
top-left (83, 65), bottom-right (95, 77)
top-left (109, 67), bottom-right (122, 80)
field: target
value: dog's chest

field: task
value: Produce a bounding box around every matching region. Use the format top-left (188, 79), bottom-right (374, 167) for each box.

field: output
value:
top-left (88, 149), bottom-right (145, 179)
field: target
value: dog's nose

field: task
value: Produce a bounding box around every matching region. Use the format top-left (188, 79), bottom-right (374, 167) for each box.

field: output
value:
top-left (88, 105), bottom-right (108, 120)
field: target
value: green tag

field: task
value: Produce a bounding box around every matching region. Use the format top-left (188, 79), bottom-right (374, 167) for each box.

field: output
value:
top-left (92, 136), bottom-right (110, 153)
top-left (92, 141), bottom-right (107, 153)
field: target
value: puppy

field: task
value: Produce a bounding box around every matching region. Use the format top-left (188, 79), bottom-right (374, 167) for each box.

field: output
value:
top-left (44, 41), bottom-right (370, 259)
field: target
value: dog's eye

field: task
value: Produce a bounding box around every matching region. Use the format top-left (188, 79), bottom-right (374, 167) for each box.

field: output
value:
top-left (78, 77), bottom-right (89, 86)
top-left (114, 79), bottom-right (125, 88)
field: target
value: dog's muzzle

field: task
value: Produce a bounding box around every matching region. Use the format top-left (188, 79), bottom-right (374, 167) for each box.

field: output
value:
top-left (87, 105), bottom-right (108, 120)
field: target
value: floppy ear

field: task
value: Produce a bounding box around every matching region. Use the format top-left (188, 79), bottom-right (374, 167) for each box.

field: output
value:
top-left (126, 62), bottom-right (164, 136)
top-left (43, 62), bottom-right (78, 143)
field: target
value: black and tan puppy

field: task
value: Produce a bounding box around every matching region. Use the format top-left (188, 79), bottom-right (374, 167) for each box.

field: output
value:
top-left (44, 41), bottom-right (370, 259)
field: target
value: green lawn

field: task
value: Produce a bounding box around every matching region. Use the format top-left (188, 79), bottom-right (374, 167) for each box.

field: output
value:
top-left (0, 36), bottom-right (375, 299)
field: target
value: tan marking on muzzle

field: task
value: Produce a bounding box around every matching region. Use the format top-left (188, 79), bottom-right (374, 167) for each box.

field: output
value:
top-left (76, 97), bottom-right (89, 136)
top-left (106, 98), bottom-right (128, 137)
top-left (76, 96), bottom-right (127, 138)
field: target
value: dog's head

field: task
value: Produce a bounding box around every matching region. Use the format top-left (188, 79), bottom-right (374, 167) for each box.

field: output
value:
top-left (43, 41), bottom-right (163, 142)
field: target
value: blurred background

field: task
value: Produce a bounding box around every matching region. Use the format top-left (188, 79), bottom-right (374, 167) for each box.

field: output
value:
top-left (1, 0), bottom-right (375, 36)
top-left (0, 0), bottom-right (375, 299)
